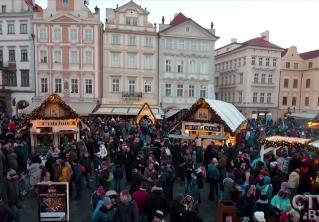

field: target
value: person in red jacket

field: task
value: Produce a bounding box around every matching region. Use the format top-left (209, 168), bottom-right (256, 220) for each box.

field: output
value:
top-left (132, 183), bottom-right (149, 222)
top-left (7, 119), bottom-right (16, 133)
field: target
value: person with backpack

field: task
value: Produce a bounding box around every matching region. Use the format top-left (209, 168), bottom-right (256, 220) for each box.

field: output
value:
top-left (92, 193), bottom-right (115, 222)
top-left (207, 158), bottom-right (220, 201)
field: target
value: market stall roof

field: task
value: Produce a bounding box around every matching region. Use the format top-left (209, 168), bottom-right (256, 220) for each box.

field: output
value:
top-left (259, 136), bottom-right (312, 149)
top-left (93, 106), bottom-right (163, 116)
top-left (309, 139), bottom-right (319, 148)
top-left (168, 134), bottom-right (227, 140)
top-left (165, 109), bottom-right (181, 118)
top-left (289, 112), bottom-right (318, 119)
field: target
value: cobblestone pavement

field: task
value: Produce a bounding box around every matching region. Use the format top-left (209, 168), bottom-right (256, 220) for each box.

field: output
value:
top-left (20, 179), bottom-right (218, 222)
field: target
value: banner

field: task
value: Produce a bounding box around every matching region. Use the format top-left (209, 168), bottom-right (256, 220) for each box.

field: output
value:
top-left (37, 182), bottom-right (69, 222)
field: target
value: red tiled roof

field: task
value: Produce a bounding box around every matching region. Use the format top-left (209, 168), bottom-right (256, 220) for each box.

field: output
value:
top-left (299, 49), bottom-right (319, 60)
top-left (170, 12), bottom-right (188, 26)
top-left (241, 37), bottom-right (283, 50)
top-left (24, 0), bottom-right (43, 12)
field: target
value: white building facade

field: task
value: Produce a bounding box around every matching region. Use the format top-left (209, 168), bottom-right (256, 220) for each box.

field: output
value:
top-left (0, 0), bottom-right (38, 115)
top-left (159, 13), bottom-right (218, 111)
top-left (96, 1), bottom-right (161, 116)
top-left (215, 31), bottom-right (283, 120)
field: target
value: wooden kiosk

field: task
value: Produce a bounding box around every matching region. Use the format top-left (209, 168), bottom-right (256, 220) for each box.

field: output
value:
top-left (169, 98), bottom-right (246, 147)
top-left (21, 94), bottom-right (81, 153)
top-left (135, 102), bottom-right (157, 125)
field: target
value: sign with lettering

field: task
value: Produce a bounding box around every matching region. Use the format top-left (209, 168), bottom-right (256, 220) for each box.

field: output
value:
top-left (185, 124), bottom-right (221, 132)
top-left (32, 119), bottom-right (78, 128)
top-left (37, 182), bottom-right (69, 222)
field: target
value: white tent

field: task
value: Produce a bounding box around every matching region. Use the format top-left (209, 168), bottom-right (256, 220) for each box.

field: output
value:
top-left (309, 139), bottom-right (319, 148)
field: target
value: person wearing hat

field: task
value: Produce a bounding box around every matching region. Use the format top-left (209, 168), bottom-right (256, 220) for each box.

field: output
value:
top-left (253, 211), bottom-right (266, 222)
top-left (152, 210), bottom-right (165, 222)
top-left (270, 189), bottom-right (291, 214)
top-left (254, 194), bottom-right (278, 219)
top-left (3, 169), bottom-right (20, 222)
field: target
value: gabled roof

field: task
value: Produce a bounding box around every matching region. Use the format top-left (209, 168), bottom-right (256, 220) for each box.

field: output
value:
top-left (241, 37), bottom-right (283, 50)
top-left (299, 49), bottom-right (319, 60)
top-left (115, 0), bottom-right (149, 14)
top-left (170, 12), bottom-right (187, 26)
top-left (281, 48), bottom-right (288, 57)
top-left (25, 0), bottom-right (43, 12)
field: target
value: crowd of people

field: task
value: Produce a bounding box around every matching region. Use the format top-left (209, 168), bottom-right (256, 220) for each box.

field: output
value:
top-left (0, 113), bottom-right (318, 222)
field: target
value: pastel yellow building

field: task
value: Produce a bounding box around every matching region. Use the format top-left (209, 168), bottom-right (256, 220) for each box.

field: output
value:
top-left (279, 46), bottom-right (319, 118)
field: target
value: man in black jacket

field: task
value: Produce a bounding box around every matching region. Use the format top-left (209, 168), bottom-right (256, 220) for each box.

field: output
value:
top-left (145, 185), bottom-right (169, 222)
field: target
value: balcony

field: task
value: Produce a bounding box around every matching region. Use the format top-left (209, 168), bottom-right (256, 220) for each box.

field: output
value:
top-left (122, 92), bottom-right (142, 99)
top-left (251, 81), bottom-right (276, 88)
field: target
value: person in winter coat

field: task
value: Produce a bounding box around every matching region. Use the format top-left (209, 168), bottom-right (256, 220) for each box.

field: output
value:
top-left (113, 163), bottom-right (124, 192)
top-left (27, 161), bottom-right (41, 188)
top-left (6, 146), bottom-right (18, 171)
top-left (222, 172), bottom-right (235, 201)
top-left (207, 158), bottom-right (220, 201)
top-left (132, 183), bottom-right (149, 222)
top-left (256, 175), bottom-right (273, 201)
top-left (236, 185), bottom-right (256, 220)
top-left (91, 186), bottom-right (105, 210)
top-left (92, 195), bottom-right (114, 222)
top-left (115, 190), bottom-right (138, 222)
top-left (288, 169), bottom-right (300, 196)
top-left (71, 160), bottom-right (82, 200)
top-left (0, 147), bottom-right (5, 180)
top-left (145, 185), bottom-right (169, 222)
top-left (0, 194), bottom-right (15, 222)
top-left (253, 194), bottom-right (278, 219)
top-left (270, 189), bottom-right (291, 214)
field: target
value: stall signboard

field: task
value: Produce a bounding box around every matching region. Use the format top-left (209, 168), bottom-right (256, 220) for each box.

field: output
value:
top-left (37, 182), bottom-right (69, 222)
top-left (184, 123), bottom-right (221, 132)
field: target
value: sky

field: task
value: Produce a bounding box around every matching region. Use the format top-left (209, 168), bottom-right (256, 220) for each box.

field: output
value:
top-left (35, 0), bottom-right (319, 53)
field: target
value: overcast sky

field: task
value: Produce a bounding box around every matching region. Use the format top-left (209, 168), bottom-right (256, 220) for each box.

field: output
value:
top-left (35, 0), bottom-right (319, 53)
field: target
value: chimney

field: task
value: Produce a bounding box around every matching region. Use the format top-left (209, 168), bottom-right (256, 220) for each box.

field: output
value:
top-left (94, 6), bottom-right (100, 13)
top-left (162, 16), bottom-right (165, 24)
top-left (116, 4), bottom-right (118, 8)
top-left (210, 22), bottom-right (214, 30)
top-left (231, 38), bottom-right (237, 43)
top-left (261, 30), bottom-right (269, 41)
top-left (32, 0), bottom-right (35, 6)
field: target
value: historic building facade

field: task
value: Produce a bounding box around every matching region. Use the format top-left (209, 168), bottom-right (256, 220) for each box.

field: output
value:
top-left (31, 0), bottom-right (102, 115)
top-left (158, 13), bottom-right (218, 111)
top-left (279, 46), bottom-right (319, 117)
top-left (215, 31), bottom-right (283, 120)
top-left (96, 1), bottom-right (161, 116)
top-left (0, 0), bottom-right (40, 115)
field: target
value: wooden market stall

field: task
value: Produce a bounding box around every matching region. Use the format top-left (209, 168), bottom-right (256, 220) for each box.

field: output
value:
top-left (135, 102), bottom-right (157, 125)
top-left (20, 94), bottom-right (81, 153)
top-left (169, 98), bottom-right (246, 147)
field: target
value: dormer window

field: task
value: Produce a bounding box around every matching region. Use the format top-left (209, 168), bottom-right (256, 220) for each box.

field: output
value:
top-left (186, 26), bottom-right (190, 32)
top-left (62, 0), bottom-right (69, 6)
top-left (126, 17), bottom-right (138, 26)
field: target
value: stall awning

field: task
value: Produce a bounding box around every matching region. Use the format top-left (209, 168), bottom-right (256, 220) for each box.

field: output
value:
top-left (20, 102), bottom-right (40, 114)
top-left (309, 140), bottom-right (319, 148)
top-left (93, 106), bottom-right (164, 116)
top-left (165, 109), bottom-right (180, 118)
top-left (168, 134), bottom-right (227, 140)
top-left (290, 112), bottom-right (318, 119)
top-left (68, 102), bottom-right (96, 116)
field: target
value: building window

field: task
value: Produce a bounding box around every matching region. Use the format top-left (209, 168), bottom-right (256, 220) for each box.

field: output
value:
top-left (0, 49), bottom-right (3, 65)
top-left (230, 60), bottom-right (232, 69)
top-left (189, 85), bottom-right (195, 97)
top-left (85, 79), bottom-right (93, 94)
top-left (165, 59), bottom-right (171, 72)
top-left (200, 85), bottom-right (207, 98)
top-left (7, 24), bottom-right (15, 34)
top-left (62, 0), bottom-right (69, 6)
top-left (251, 56), bottom-right (256, 65)
top-left (308, 62), bottom-right (313, 68)
top-left (294, 63), bottom-right (298, 69)
top-left (318, 97), bottom-right (319, 106)
top-left (177, 40), bottom-right (185, 50)
top-left (282, 96), bottom-right (287, 106)
top-left (20, 24), bottom-right (27, 34)
top-left (111, 53), bottom-right (120, 68)
top-left (0, 24), bottom-right (2, 34)
top-left (238, 91), bottom-right (242, 103)
top-left (266, 58), bottom-right (270, 66)
top-left (126, 17), bottom-right (138, 25)
top-left (128, 79), bottom-right (136, 95)
top-left (40, 50), bottom-right (47, 63)
top-left (243, 57), bottom-right (246, 66)
top-left (259, 57), bottom-right (263, 66)
top-left (284, 79), bottom-right (289, 88)
top-left (234, 59), bottom-right (237, 68)
top-left (260, 92), bottom-right (265, 103)
top-left (238, 58), bottom-right (241, 67)
top-left (84, 29), bottom-right (93, 41)
top-left (177, 84), bottom-right (183, 97)
top-left (53, 27), bottom-right (61, 42)
top-left (2, 5), bottom-right (6, 13)
top-left (254, 73), bottom-right (259, 83)
top-left (286, 62), bottom-right (290, 69)
top-left (41, 78), bottom-right (48, 93)
top-left (165, 39), bottom-right (173, 49)
top-left (20, 70), bottom-right (29, 87)
top-left (21, 49), bottom-right (28, 62)
top-left (225, 76), bottom-right (228, 85)
top-left (143, 54), bottom-right (153, 70)
top-left (71, 79), bottom-right (79, 93)
top-left (232, 75), bottom-right (236, 84)
top-left (144, 80), bottom-right (152, 93)
top-left (70, 28), bottom-right (78, 41)
top-left (186, 26), bottom-right (190, 32)
top-left (70, 50), bottom-right (78, 64)
top-left (273, 58), bottom-right (277, 67)
top-left (293, 79), bottom-right (298, 88)
top-left (306, 79), bottom-right (311, 88)
top-left (261, 74), bottom-right (266, 84)
top-left (268, 74), bottom-right (273, 84)
top-left (190, 40), bottom-right (196, 50)
top-left (165, 84), bottom-right (171, 96)
top-left (55, 78), bottom-right (62, 93)
top-left (177, 60), bottom-right (184, 73)
top-left (3, 71), bottom-right (17, 86)
top-left (253, 92), bottom-right (258, 103)
top-left (111, 35), bottom-right (120, 45)
top-left (200, 62), bottom-right (208, 74)
top-left (305, 97), bottom-right (309, 106)
top-left (112, 79), bottom-right (119, 92)
top-left (39, 28), bottom-right (47, 40)
top-left (292, 97), bottom-right (297, 106)
top-left (9, 49), bottom-right (15, 62)
top-left (84, 50), bottom-right (93, 64)
top-left (128, 35), bottom-right (136, 46)
top-left (54, 50), bottom-right (62, 64)
top-left (267, 93), bottom-right (271, 104)
top-left (127, 53), bottom-right (137, 69)
top-left (144, 37), bottom-right (153, 47)
top-left (239, 73), bottom-right (243, 84)
top-left (189, 60), bottom-right (196, 73)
